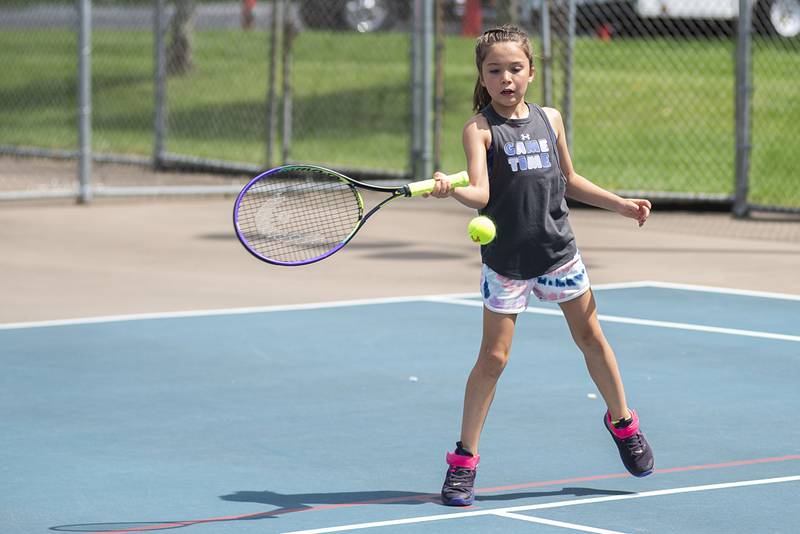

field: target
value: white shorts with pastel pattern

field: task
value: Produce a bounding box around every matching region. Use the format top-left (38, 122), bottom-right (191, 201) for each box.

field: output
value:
top-left (481, 252), bottom-right (591, 314)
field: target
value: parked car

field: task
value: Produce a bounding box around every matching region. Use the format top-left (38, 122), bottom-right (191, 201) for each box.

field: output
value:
top-left (583, 0), bottom-right (800, 38)
top-left (298, 0), bottom-right (467, 33)
top-left (634, 0), bottom-right (800, 37)
top-left (298, 0), bottom-right (799, 38)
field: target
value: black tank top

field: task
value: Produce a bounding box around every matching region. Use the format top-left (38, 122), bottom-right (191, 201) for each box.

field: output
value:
top-left (479, 103), bottom-right (577, 279)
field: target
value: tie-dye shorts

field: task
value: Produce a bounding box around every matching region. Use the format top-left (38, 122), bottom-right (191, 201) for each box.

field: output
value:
top-left (481, 252), bottom-right (591, 314)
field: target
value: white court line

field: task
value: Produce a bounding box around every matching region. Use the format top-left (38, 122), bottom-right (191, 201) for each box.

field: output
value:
top-left (0, 281), bottom-right (797, 331)
top-left (428, 296), bottom-right (800, 343)
top-left (0, 285), bottom-right (630, 331)
top-left (637, 280), bottom-right (800, 302)
top-left (0, 293), bottom-right (480, 331)
top-left (280, 474), bottom-right (800, 534)
top-left (492, 511), bottom-right (627, 534)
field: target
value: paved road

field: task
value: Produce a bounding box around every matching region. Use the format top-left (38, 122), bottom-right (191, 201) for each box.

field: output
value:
top-left (0, 2), bottom-right (284, 30)
top-left (0, 1), bottom-right (465, 32)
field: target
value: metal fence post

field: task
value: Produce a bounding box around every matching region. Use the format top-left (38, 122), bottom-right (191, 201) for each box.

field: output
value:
top-left (411, 0), bottom-right (434, 180)
top-left (433, 0), bottom-right (444, 172)
top-left (733, 0), bottom-right (752, 218)
top-left (266, 0), bottom-right (282, 168)
top-left (153, 0), bottom-right (168, 169)
top-left (411, 0), bottom-right (422, 178)
top-left (563, 0), bottom-right (575, 150)
top-left (420, 0), bottom-right (434, 180)
top-left (540, 0), bottom-right (553, 107)
top-left (281, 0), bottom-right (293, 165)
top-left (77, 0), bottom-right (92, 203)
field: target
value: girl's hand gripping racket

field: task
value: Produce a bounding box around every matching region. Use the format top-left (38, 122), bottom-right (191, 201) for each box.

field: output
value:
top-left (233, 164), bottom-right (469, 266)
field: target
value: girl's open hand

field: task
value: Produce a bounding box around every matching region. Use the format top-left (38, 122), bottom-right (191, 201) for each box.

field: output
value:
top-left (620, 198), bottom-right (652, 227)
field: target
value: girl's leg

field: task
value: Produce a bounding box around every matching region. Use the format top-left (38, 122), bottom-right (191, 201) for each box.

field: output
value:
top-left (459, 307), bottom-right (517, 455)
top-left (559, 288), bottom-right (654, 477)
top-left (558, 289), bottom-right (629, 421)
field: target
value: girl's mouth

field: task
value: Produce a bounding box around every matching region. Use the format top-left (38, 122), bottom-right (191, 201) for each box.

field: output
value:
top-left (501, 89), bottom-right (515, 96)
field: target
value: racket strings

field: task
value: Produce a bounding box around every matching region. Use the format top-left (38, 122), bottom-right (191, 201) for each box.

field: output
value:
top-left (236, 173), bottom-right (362, 264)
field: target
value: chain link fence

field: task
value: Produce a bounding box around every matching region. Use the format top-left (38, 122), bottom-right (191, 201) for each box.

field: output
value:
top-left (526, 0), bottom-right (800, 214)
top-left (1, 1), bottom-right (81, 174)
top-left (748, 3), bottom-right (800, 213)
top-left (0, 0), bottom-right (798, 214)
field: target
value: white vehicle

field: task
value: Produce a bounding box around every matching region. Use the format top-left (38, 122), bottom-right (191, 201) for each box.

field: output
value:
top-left (298, 0), bottom-right (467, 33)
top-left (632, 0), bottom-right (800, 37)
top-left (297, 0), bottom-right (800, 38)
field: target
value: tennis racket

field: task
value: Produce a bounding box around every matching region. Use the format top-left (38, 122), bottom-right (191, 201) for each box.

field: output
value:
top-left (233, 164), bottom-right (469, 266)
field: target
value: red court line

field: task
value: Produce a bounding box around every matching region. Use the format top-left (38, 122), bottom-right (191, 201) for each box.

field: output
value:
top-left (94, 454), bottom-right (800, 533)
top-left (477, 454), bottom-right (800, 493)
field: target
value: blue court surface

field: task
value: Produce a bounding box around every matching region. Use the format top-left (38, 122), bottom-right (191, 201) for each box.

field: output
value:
top-left (2, 281), bottom-right (799, 534)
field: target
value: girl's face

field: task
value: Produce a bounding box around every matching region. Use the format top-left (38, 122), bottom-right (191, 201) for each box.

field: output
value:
top-left (480, 42), bottom-right (534, 116)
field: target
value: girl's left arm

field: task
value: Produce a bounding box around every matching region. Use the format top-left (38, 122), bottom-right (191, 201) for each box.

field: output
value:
top-left (544, 107), bottom-right (651, 227)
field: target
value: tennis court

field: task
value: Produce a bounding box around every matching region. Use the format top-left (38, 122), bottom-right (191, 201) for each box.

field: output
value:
top-left (3, 2), bottom-right (799, 530)
top-left (3, 280), bottom-right (799, 534)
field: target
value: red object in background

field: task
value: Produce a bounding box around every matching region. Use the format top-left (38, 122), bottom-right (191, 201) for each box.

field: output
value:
top-left (242, 0), bottom-right (257, 29)
top-left (597, 23), bottom-right (613, 42)
top-left (461, 0), bottom-right (482, 36)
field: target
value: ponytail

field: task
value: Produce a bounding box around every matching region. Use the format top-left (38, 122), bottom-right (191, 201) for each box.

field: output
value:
top-left (473, 83), bottom-right (492, 113)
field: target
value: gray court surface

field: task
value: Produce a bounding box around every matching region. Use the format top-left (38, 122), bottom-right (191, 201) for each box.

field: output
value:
top-left (2, 282), bottom-right (799, 534)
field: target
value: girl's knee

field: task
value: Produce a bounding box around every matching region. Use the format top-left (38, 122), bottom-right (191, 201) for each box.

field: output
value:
top-left (572, 327), bottom-right (606, 354)
top-left (476, 347), bottom-right (509, 379)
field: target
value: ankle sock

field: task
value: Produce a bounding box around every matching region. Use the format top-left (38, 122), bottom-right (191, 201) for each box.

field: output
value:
top-left (612, 415), bottom-right (634, 429)
top-left (454, 441), bottom-right (474, 457)
top-left (607, 409), bottom-right (640, 440)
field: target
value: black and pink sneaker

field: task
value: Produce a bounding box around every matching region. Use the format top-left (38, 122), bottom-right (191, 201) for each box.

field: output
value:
top-left (604, 409), bottom-right (654, 477)
top-left (441, 446), bottom-right (480, 506)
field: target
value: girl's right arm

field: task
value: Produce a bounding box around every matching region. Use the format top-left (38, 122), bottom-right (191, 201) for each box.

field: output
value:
top-left (429, 115), bottom-right (491, 209)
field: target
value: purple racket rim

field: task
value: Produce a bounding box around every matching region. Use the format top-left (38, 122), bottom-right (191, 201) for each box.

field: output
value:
top-left (232, 165), bottom-right (360, 266)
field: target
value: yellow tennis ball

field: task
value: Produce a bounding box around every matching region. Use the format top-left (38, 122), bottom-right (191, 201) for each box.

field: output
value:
top-left (468, 216), bottom-right (496, 245)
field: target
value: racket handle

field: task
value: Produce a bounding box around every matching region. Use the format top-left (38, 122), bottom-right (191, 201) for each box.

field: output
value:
top-left (405, 171), bottom-right (469, 197)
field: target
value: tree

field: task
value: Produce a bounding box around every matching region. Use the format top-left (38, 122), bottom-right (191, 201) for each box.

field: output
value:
top-left (167, 0), bottom-right (196, 76)
top-left (494, 0), bottom-right (519, 26)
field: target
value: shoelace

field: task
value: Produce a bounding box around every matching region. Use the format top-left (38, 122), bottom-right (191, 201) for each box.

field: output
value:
top-left (623, 433), bottom-right (645, 455)
top-left (445, 466), bottom-right (475, 487)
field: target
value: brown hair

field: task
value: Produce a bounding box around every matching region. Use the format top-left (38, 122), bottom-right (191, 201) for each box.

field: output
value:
top-left (473, 25), bottom-right (535, 112)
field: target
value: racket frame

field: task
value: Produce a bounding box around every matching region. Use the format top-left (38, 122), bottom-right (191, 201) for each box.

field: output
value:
top-left (233, 164), bottom-right (467, 267)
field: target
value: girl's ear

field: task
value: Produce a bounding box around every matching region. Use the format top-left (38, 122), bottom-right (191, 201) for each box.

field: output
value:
top-left (528, 64), bottom-right (535, 84)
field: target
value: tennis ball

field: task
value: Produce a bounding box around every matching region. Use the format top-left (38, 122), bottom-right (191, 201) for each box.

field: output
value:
top-left (468, 216), bottom-right (496, 245)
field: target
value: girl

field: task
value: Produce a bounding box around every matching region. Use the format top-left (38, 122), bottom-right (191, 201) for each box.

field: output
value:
top-left (428, 25), bottom-right (654, 506)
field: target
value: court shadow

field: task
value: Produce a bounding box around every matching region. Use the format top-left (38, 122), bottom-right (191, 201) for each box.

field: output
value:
top-left (219, 485), bottom-right (634, 512)
top-left (49, 486), bottom-right (633, 532)
top-left (476, 486), bottom-right (633, 502)
top-left (49, 490), bottom-right (436, 533)
top-left (220, 488), bottom-right (437, 513)
top-left (363, 250), bottom-right (470, 260)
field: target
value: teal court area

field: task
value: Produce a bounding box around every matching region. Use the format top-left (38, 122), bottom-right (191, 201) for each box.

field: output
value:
top-left (2, 282), bottom-right (799, 534)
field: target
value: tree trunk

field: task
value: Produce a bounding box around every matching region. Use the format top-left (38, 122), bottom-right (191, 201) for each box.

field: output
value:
top-left (167, 0), bottom-right (196, 76)
top-left (494, 0), bottom-right (519, 26)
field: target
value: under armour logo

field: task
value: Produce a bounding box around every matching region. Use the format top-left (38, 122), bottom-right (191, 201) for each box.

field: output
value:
top-left (520, 134), bottom-right (531, 141)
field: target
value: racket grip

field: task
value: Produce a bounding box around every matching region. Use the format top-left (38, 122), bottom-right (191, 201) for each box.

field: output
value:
top-left (405, 171), bottom-right (470, 197)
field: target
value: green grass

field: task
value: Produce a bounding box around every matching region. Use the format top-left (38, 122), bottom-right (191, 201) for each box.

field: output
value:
top-left (0, 28), bottom-right (798, 207)
top-left (435, 34), bottom-right (799, 207)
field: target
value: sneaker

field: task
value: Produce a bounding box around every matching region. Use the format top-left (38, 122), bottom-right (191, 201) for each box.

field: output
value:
top-left (441, 447), bottom-right (480, 506)
top-left (604, 409), bottom-right (654, 477)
